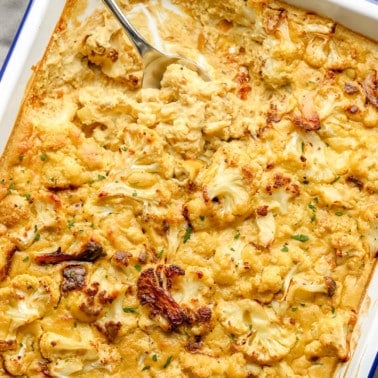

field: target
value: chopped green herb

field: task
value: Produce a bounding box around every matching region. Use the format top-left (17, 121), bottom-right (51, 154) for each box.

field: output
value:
top-left (40, 153), bottom-right (47, 161)
top-left (18, 155), bottom-right (24, 162)
top-left (34, 233), bottom-right (41, 242)
top-left (142, 365), bottom-right (150, 371)
top-left (132, 190), bottom-right (138, 197)
top-left (291, 307), bottom-right (298, 312)
top-left (308, 202), bottom-right (317, 222)
top-left (123, 307), bottom-right (138, 313)
top-left (183, 226), bottom-right (192, 243)
top-left (152, 354), bottom-right (158, 362)
top-left (121, 146), bottom-right (128, 152)
top-left (97, 174), bottom-right (106, 181)
top-left (291, 234), bottom-right (309, 242)
top-left (134, 264), bottom-right (142, 272)
top-left (23, 193), bottom-right (31, 201)
top-left (331, 306), bottom-right (335, 314)
top-left (67, 220), bottom-right (75, 229)
top-left (313, 362), bottom-right (323, 366)
top-left (7, 182), bottom-right (16, 194)
top-left (230, 247), bottom-right (235, 252)
top-left (22, 256), bottom-right (29, 262)
top-left (162, 356), bottom-right (172, 369)
top-left (335, 211), bottom-right (344, 216)
top-left (281, 244), bottom-right (289, 252)
top-left (301, 142), bottom-right (305, 153)
top-left (157, 249), bottom-right (164, 258)
top-left (300, 303), bottom-right (306, 307)
top-left (234, 230), bottom-right (241, 240)
top-left (199, 215), bottom-right (205, 221)
top-left (331, 176), bottom-right (340, 184)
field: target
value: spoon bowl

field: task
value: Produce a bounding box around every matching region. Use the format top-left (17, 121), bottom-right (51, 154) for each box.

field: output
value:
top-left (102, 0), bottom-right (210, 88)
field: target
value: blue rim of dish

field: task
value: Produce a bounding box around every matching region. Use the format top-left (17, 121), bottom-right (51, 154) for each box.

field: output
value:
top-left (0, 0), bottom-right (35, 81)
top-left (368, 353), bottom-right (378, 378)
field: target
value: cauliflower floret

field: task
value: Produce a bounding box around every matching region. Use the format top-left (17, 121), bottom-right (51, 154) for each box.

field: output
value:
top-left (256, 212), bottom-right (276, 247)
top-left (2, 324), bottom-right (43, 376)
top-left (206, 160), bottom-right (250, 215)
top-left (284, 274), bottom-right (336, 303)
top-left (213, 230), bottom-right (250, 284)
top-left (365, 223), bottom-right (378, 258)
top-left (94, 287), bottom-right (138, 342)
top-left (39, 327), bottom-right (121, 376)
top-left (171, 267), bottom-right (214, 307)
top-left (304, 310), bottom-right (355, 361)
top-left (0, 274), bottom-right (59, 342)
top-left (63, 266), bottom-right (122, 323)
top-left (190, 143), bottom-right (258, 225)
top-left (217, 299), bottom-right (297, 364)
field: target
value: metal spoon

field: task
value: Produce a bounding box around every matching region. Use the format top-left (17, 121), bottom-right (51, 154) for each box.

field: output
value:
top-left (102, 0), bottom-right (210, 88)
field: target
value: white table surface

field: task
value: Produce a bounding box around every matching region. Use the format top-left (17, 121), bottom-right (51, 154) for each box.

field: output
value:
top-left (0, 0), bottom-right (29, 69)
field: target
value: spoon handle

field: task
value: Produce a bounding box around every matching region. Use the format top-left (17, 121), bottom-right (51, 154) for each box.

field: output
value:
top-left (102, 0), bottom-right (155, 57)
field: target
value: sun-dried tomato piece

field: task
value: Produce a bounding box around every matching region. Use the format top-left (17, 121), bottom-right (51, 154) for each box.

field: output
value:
top-left (35, 241), bottom-right (105, 264)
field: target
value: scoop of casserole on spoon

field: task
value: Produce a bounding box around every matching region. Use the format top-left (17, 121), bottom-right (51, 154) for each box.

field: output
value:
top-left (102, 0), bottom-right (210, 88)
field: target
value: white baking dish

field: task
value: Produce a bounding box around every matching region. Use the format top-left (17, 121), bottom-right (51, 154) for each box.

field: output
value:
top-left (0, 1), bottom-right (377, 377)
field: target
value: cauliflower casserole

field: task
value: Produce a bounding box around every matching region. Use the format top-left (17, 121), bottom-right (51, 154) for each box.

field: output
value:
top-left (0, 0), bottom-right (377, 376)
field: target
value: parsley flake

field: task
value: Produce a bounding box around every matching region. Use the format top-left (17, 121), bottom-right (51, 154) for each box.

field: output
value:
top-left (123, 307), bottom-right (138, 313)
top-left (183, 226), bottom-right (192, 243)
top-left (291, 234), bottom-right (309, 242)
top-left (281, 244), bottom-right (289, 252)
top-left (162, 356), bottom-right (173, 369)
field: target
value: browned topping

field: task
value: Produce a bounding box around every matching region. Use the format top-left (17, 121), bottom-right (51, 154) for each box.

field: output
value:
top-left (346, 105), bottom-right (359, 114)
top-left (216, 19), bottom-right (233, 32)
top-left (0, 244), bottom-right (16, 282)
top-left (294, 113), bottom-right (321, 131)
top-left (61, 265), bottom-right (86, 292)
top-left (95, 320), bottom-right (122, 342)
top-left (234, 70), bottom-right (252, 100)
top-left (362, 70), bottom-right (378, 109)
top-left (0, 339), bottom-right (17, 352)
top-left (242, 166), bottom-right (255, 182)
top-left (107, 48), bottom-right (118, 62)
top-left (35, 241), bottom-right (105, 264)
top-left (256, 205), bottom-right (269, 216)
top-left (38, 362), bottom-right (52, 378)
top-left (346, 175), bottom-right (364, 189)
top-left (185, 335), bottom-right (203, 353)
top-left (137, 266), bottom-right (186, 330)
top-left (112, 251), bottom-right (132, 267)
top-left (293, 94), bottom-right (321, 131)
top-left (265, 8), bottom-right (286, 33)
top-left (195, 306), bottom-right (212, 322)
top-left (137, 265), bottom-right (211, 331)
top-left (344, 82), bottom-right (359, 95)
top-left (324, 276), bottom-right (336, 297)
top-left (164, 264), bottom-right (185, 290)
